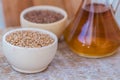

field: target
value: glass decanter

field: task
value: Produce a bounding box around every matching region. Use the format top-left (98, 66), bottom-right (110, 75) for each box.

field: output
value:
top-left (64, 0), bottom-right (120, 58)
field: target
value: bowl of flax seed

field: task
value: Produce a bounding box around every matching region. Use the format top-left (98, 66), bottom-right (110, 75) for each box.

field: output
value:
top-left (20, 5), bottom-right (68, 38)
top-left (2, 28), bottom-right (58, 73)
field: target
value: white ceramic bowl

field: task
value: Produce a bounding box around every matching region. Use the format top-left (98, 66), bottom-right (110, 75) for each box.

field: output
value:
top-left (2, 28), bottom-right (58, 73)
top-left (20, 5), bottom-right (68, 38)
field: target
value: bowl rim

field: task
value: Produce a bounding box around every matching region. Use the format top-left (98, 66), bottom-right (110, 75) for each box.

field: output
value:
top-left (2, 28), bottom-right (58, 50)
top-left (20, 5), bottom-right (68, 25)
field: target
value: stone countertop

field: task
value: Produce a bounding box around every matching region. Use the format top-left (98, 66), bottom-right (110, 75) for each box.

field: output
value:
top-left (0, 28), bottom-right (120, 80)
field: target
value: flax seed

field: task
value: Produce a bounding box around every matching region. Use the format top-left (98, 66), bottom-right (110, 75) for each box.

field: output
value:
top-left (6, 30), bottom-right (54, 48)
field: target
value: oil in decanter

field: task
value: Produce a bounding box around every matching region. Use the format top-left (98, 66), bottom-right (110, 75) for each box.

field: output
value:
top-left (64, 2), bottom-right (120, 58)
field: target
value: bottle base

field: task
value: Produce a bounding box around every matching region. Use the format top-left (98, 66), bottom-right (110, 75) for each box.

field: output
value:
top-left (70, 48), bottom-right (117, 58)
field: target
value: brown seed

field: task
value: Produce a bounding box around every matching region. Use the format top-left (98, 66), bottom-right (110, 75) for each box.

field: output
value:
top-left (24, 10), bottom-right (64, 23)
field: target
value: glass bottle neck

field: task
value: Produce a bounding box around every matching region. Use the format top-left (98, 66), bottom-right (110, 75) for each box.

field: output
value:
top-left (82, 0), bottom-right (112, 10)
top-left (83, 0), bottom-right (111, 5)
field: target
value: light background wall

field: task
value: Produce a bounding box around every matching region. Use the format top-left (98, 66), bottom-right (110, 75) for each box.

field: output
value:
top-left (0, 0), bottom-right (5, 29)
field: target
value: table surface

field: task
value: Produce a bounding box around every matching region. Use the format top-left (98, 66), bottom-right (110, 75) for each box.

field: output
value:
top-left (0, 28), bottom-right (120, 80)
